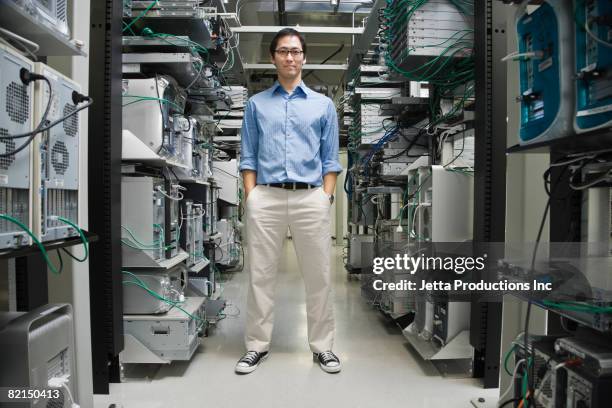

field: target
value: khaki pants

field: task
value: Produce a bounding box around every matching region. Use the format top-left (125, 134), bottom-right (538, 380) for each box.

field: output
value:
top-left (244, 185), bottom-right (335, 353)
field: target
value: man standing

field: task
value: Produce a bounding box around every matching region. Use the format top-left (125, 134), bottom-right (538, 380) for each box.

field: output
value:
top-left (235, 28), bottom-right (343, 374)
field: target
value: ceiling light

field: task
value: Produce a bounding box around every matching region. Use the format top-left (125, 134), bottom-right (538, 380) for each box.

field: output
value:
top-left (330, 0), bottom-right (338, 5)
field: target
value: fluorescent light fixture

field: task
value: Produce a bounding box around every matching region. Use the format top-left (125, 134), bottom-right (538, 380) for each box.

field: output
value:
top-left (330, 0), bottom-right (338, 5)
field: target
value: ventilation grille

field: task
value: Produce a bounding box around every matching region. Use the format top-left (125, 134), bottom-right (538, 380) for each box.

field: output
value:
top-left (5, 81), bottom-right (29, 124)
top-left (0, 187), bottom-right (29, 233)
top-left (45, 392), bottom-right (64, 408)
top-left (47, 347), bottom-right (70, 380)
top-left (56, 0), bottom-right (68, 23)
top-left (0, 129), bottom-right (16, 170)
top-left (51, 141), bottom-right (69, 175)
top-left (62, 103), bottom-right (78, 137)
top-left (47, 189), bottom-right (78, 229)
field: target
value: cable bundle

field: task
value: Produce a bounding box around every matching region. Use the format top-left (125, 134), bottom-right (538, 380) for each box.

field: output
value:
top-left (382, 0), bottom-right (475, 124)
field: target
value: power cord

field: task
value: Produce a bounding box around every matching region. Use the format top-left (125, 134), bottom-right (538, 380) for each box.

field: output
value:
top-left (0, 69), bottom-right (93, 158)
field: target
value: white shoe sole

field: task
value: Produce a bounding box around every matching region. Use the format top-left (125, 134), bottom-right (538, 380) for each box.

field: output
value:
top-left (313, 353), bottom-right (342, 373)
top-left (235, 353), bottom-right (268, 374)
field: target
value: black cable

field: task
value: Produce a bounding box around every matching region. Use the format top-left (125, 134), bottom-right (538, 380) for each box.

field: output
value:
top-left (214, 241), bottom-right (225, 261)
top-left (60, 246), bottom-right (81, 261)
top-left (0, 94), bottom-right (93, 157)
top-left (212, 166), bottom-right (239, 178)
top-left (444, 131), bottom-right (466, 168)
top-left (167, 166), bottom-right (180, 183)
top-left (0, 97), bottom-right (92, 141)
top-left (524, 164), bottom-right (569, 405)
top-left (0, 76), bottom-right (52, 140)
top-left (499, 399), bottom-right (519, 408)
top-left (303, 43), bottom-right (345, 80)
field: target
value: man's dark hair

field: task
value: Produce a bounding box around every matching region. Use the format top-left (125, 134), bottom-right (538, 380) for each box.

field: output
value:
top-left (269, 28), bottom-right (307, 56)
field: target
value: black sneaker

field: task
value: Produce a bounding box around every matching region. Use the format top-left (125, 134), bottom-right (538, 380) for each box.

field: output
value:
top-left (235, 351), bottom-right (268, 374)
top-left (313, 351), bottom-right (342, 373)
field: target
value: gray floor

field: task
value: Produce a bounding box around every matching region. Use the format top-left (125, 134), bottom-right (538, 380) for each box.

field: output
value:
top-left (94, 241), bottom-right (499, 408)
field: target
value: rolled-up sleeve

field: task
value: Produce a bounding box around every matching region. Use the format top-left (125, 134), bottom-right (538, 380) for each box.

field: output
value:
top-left (239, 99), bottom-right (258, 172)
top-left (320, 99), bottom-right (343, 176)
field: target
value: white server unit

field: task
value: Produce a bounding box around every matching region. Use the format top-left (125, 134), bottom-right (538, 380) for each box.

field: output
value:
top-left (122, 266), bottom-right (187, 314)
top-left (181, 200), bottom-right (205, 268)
top-left (407, 165), bottom-right (473, 242)
top-left (205, 184), bottom-right (218, 237)
top-left (0, 44), bottom-right (34, 249)
top-left (32, 62), bottom-right (80, 242)
top-left (410, 297), bottom-right (435, 340)
top-left (358, 103), bottom-right (387, 144)
top-left (122, 76), bottom-right (186, 162)
top-left (432, 300), bottom-right (470, 346)
top-left (165, 182), bottom-right (181, 258)
top-left (121, 176), bottom-right (166, 261)
top-left (121, 297), bottom-right (206, 364)
top-left (389, 0), bottom-right (473, 70)
top-left (32, 0), bottom-right (70, 37)
top-left (213, 159), bottom-right (239, 205)
top-left (348, 233), bottom-right (374, 270)
top-left (8, 0), bottom-right (70, 38)
top-left (215, 218), bottom-right (239, 266)
top-left (226, 86), bottom-right (248, 108)
top-left (0, 304), bottom-right (77, 407)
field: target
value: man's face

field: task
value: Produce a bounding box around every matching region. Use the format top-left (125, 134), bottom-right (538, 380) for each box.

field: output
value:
top-left (270, 35), bottom-right (306, 80)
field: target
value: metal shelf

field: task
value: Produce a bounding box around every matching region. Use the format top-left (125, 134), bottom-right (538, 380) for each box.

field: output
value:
top-left (0, 2), bottom-right (86, 56)
top-left (189, 258), bottom-right (210, 273)
top-left (122, 35), bottom-right (194, 51)
top-left (121, 247), bottom-right (190, 270)
top-left (0, 232), bottom-right (97, 259)
top-left (125, 16), bottom-right (214, 49)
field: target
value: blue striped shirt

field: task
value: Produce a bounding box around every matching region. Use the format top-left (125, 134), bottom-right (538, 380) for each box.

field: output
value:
top-left (239, 81), bottom-right (343, 186)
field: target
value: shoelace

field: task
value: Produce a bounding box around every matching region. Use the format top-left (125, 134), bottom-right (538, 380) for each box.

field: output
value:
top-left (240, 351), bottom-right (260, 365)
top-left (319, 351), bottom-right (338, 364)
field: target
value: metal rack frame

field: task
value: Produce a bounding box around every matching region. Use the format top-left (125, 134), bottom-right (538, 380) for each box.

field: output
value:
top-left (470, 0), bottom-right (507, 389)
top-left (88, 0), bottom-right (124, 394)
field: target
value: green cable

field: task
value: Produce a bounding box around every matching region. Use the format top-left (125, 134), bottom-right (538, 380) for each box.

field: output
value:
top-left (121, 238), bottom-right (170, 251)
top-left (122, 95), bottom-right (183, 111)
top-left (121, 271), bottom-right (204, 323)
top-left (122, 225), bottom-right (161, 247)
top-left (123, 0), bottom-right (158, 33)
top-left (0, 214), bottom-right (62, 275)
top-left (55, 216), bottom-right (89, 262)
top-left (503, 344), bottom-right (516, 376)
top-left (522, 357), bottom-right (532, 408)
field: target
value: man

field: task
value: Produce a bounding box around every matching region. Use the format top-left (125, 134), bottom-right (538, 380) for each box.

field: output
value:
top-left (235, 28), bottom-right (343, 374)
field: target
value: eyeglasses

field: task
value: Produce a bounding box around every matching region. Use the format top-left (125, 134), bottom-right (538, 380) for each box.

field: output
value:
top-left (274, 48), bottom-right (304, 57)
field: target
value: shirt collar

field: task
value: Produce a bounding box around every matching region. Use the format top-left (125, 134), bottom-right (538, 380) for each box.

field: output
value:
top-left (271, 81), bottom-right (310, 98)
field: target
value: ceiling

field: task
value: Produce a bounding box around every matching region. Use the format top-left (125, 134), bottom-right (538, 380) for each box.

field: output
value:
top-left (219, 0), bottom-right (373, 93)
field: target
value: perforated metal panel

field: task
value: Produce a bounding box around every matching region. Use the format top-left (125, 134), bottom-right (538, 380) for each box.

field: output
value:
top-left (0, 129), bottom-right (16, 170)
top-left (0, 187), bottom-right (29, 232)
top-left (51, 140), bottom-right (69, 175)
top-left (46, 393), bottom-right (65, 408)
top-left (0, 44), bottom-right (33, 249)
top-left (0, 46), bottom-right (32, 190)
top-left (33, 63), bottom-right (80, 242)
top-left (5, 81), bottom-right (29, 124)
top-left (62, 103), bottom-right (78, 137)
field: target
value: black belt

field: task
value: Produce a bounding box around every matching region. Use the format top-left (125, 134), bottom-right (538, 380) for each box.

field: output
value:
top-left (263, 182), bottom-right (316, 190)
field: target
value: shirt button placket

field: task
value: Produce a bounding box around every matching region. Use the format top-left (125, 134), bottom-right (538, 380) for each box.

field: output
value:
top-left (285, 98), bottom-right (289, 179)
